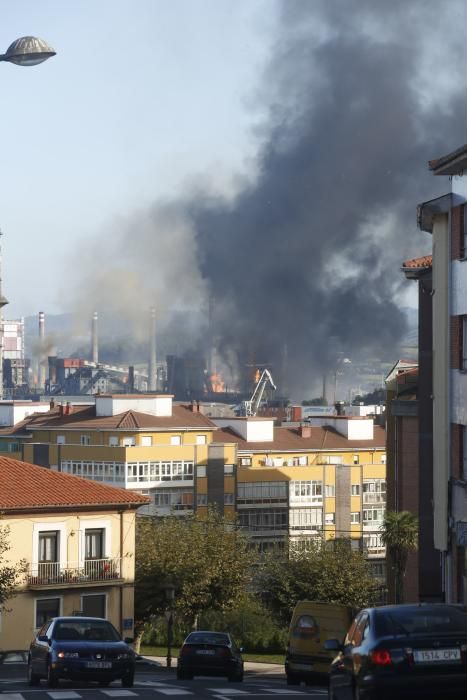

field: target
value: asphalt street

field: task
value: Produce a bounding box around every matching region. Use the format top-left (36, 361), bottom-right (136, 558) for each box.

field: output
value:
top-left (0, 660), bottom-right (328, 700)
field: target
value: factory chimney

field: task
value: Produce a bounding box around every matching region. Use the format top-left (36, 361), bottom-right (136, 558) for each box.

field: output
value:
top-left (148, 307), bottom-right (157, 392)
top-left (0, 229), bottom-right (8, 400)
top-left (91, 311), bottom-right (98, 364)
top-left (38, 311), bottom-right (46, 390)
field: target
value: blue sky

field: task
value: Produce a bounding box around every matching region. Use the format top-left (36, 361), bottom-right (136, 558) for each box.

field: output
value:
top-left (0, 0), bottom-right (275, 318)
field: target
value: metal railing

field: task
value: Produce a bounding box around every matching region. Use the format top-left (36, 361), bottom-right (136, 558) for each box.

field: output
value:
top-left (27, 558), bottom-right (121, 585)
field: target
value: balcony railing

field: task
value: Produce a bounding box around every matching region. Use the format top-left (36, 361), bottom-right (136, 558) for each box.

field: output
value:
top-left (27, 558), bottom-right (121, 586)
top-left (363, 493), bottom-right (386, 504)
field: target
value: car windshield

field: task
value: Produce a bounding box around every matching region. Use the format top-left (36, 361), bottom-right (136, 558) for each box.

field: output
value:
top-left (185, 632), bottom-right (230, 646)
top-left (377, 607), bottom-right (467, 636)
top-left (53, 620), bottom-right (120, 642)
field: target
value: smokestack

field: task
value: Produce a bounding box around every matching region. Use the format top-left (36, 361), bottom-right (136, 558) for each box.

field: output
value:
top-left (38, 311), bottom-right (46, 390)
top-left (92, 311), bottom-right (98, 364)
top-left (148, 307), bottom-right (157, 392)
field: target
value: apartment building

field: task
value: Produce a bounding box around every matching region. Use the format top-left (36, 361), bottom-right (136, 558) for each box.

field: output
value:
top-left (417, 144), bottom-right (467, 602)
top-left (0, 456), bottom-right (148, 650)
top-left (0, 395), bottom-right (386, 573)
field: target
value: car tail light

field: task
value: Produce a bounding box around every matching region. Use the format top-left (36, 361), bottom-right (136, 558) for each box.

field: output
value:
top-left (219, 647), bottom-right (231, 658)
top-left (180, 646), bottom-right (192, 657)
top-left (369, 648), bottom-right (392, 666)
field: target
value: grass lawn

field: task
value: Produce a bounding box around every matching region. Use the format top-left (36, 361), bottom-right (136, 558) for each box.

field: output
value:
top-left (140, 646), bottom-right (285, 664)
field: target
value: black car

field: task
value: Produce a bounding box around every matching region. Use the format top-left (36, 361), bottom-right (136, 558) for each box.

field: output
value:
top-left (177, 631), bottom-right (244, 681)
top-left (325, 604), bottom-right (467, 699)
top-left (28, 616), bottom-right (136, 687)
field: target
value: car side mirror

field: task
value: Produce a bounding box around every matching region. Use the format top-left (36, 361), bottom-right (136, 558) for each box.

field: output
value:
top-left (324, 639), bottom-right (342, 652)
top-left (124, 637), bottom-right (134, 644)
top-left (38, 635), bottom-right (49, 643)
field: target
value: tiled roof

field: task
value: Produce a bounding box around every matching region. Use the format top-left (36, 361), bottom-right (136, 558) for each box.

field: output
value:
top-left (0, 456), bottom-right (149, 511)
top-left (429, 144), bottom-right (467, 173)
top-left (15, 404), bottom-right (216, 431)
top-left (213, 425), bottom-right (385, 452)
top-left (402, 255), bottom-right (432, 269)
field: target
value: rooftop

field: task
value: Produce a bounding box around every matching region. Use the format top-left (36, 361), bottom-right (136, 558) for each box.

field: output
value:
top-left (213, 424), bottom-right (385, 452)
top-left (429, 144), bottom-right (467, 175)
top-left (0, 456), bottom-right (149, 511)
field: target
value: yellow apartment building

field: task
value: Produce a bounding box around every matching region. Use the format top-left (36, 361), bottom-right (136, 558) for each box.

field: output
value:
top-left (0, 396), bottom-right (386, 571)
top-left (0, 456), bottom-right (148, 651)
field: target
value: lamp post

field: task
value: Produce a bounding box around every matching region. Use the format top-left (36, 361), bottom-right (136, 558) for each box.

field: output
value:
top-left (163, 583), bottom-right (175, 669)
top-left (0, 36), bottom-right (56, 66)
top-left (0, 35), bottom-right (55, 399)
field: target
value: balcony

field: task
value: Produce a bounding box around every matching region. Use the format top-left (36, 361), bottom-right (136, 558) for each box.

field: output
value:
top-left (363, 493), bottom-right (386, 504)
top-left (27, 558), bottom-right (122, 588)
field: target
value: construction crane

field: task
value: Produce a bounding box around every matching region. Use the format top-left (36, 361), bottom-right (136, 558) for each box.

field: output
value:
top-left (242, 369), bottom-right (277, 416)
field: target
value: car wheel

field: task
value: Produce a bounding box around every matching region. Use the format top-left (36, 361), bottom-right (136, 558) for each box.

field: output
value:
top-left (47, 663), bottom-right (58, 688)
top-left (121, 672), bottom-right (134, 687)
top-left (228, 672), bottom-right (243, 682)
top-left (27, 660), bottom-right (41, 686)
top-left (286, 672), bottom-right (301, 686)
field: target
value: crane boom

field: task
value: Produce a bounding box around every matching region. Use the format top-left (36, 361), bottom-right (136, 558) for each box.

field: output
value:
top-left (242, 369), bottom-right (276, 416)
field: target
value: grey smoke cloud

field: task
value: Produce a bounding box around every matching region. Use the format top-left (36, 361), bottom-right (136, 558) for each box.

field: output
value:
top-left (65, 0), bottom-right (467, 396)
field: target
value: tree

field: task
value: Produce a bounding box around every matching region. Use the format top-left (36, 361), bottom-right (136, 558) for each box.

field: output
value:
top-left (253, 539), bottom-right (377, 626)
top-left (0, 523), bottom-right (27, 611)
top-left (134, 509), bottom-right (255, 646)
top-left (380, 510), bottom-right (418, 604)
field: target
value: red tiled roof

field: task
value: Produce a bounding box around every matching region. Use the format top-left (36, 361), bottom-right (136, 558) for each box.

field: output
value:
top-left (0, 456), bottom-right (149, 511)
top-left (213, 425), bottom-right (385, 452)
top-left (402, 255), bottom-right (432, 269)
top-left (17, 404), bottom-right (216, 431)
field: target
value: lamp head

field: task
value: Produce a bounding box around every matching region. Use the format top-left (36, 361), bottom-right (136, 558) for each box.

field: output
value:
top-left (1, 36), bottom-right (56, 66)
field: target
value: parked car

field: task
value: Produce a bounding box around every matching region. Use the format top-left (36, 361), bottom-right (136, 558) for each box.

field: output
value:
top-left (177, 631), bottom-right (244, 681)
top-left (28, 616), bottom-right (135, 687)
top-left (325, 603), bottom-right (467, 699)
top-left (285, 600), bottom-right (354, 685)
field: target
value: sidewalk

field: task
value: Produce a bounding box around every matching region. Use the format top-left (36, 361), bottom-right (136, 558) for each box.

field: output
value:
top-left (141, 656), bottom-right (285, 677)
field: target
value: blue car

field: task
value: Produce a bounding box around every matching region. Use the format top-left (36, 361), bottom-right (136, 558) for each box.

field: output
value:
top-left (28, 616), bottom-right (135, 687)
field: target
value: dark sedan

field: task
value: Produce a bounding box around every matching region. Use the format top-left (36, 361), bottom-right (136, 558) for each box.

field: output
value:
top-left (325, 604), bottom-right (467, 700)
top-left (28, 616), bottom-right (135, 687)
top-left (177, 631), bottom-right (244, 681)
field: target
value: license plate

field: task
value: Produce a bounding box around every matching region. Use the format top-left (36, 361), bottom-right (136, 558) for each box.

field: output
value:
top-left (86, 661), bottom-right (112, 669)
top-left (196, 649), bottom-right (215, 655)
top-left (413, 648), bottom-right (461, 663)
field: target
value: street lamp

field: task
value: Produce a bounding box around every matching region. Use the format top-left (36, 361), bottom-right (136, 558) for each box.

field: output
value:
top-left (163, 583), bottom-right (176, 669)
top-left (0, 36), bottom-right (56, 66)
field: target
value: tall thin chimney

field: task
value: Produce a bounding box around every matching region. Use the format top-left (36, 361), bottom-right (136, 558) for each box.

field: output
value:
top-left (92, 311), bottom-right (99, 364)
top-left (0, 229), bottom-right (8, 400)
top-left (38, 311), bottom-right (46, 390)
top-left (148, 307), bottom-right (157, 391)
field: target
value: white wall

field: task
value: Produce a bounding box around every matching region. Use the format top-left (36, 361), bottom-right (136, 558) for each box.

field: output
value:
top-left (212, 417), bottom-right (274, 442)
top-left (0, 401), bottom-right (51, 427)
top-left (96, 395), bottom-right (173, 417)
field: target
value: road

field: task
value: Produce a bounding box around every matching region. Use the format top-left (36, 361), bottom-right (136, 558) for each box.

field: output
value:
top-left (0, 664), bottom-right (328, 700)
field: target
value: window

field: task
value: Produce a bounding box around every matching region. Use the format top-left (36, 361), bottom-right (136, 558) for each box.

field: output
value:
top-left (122, 436), bottom-right (136, 447)
top-left (381, 453), bottom-right (386, 464)
top-left (351, 484), bottom-right (360, 496)
top-left (289, 508), bottom-right (322, 529)
top-left (325, 484), bottom-right (335, 497)
top-left (56, 435), bottom-right (65, 445)
top-left (363, 508), bottom-right (385, 523)
top-left (80, 435), bottom-right (91, 446)
top-left (81, 594), bottom-right (106, 618)
top-left (197, 493), bottom-right (207, 506)
top-left (141, 436), bottom-right (152, 447)
top-left (351, 512), bottom-right (361, 524)
top-left (325, 512), bottom-right (335, 524)
top-left (85, 529), bottom-right (105, 559)
top-left (224, 464), bottom-right (234, 475)
top-left (196, 465), bottom-right (206, 478)
top-left (237, 481), bottom-right (288, 503)
top-left (109, 436), bottom-right (119, 447)
top-left (353, 455), bottom-right (359, 465)
top-left (239, 509), bottom-right (288, 531)
top-left (290, 480), bottom-right (323, 503)
top-left (224, 493), bottom-right (234, 505)
top-left (39, 532), bottom-right (58, 562)
top-left (196, 435), bottom-right (207, 445)
top-left (240, 457), bottom-right (252, 466)
top-left (35, 597), bottom-right (60, 628)
top-left (171, 435), bottom-right (181, 446)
